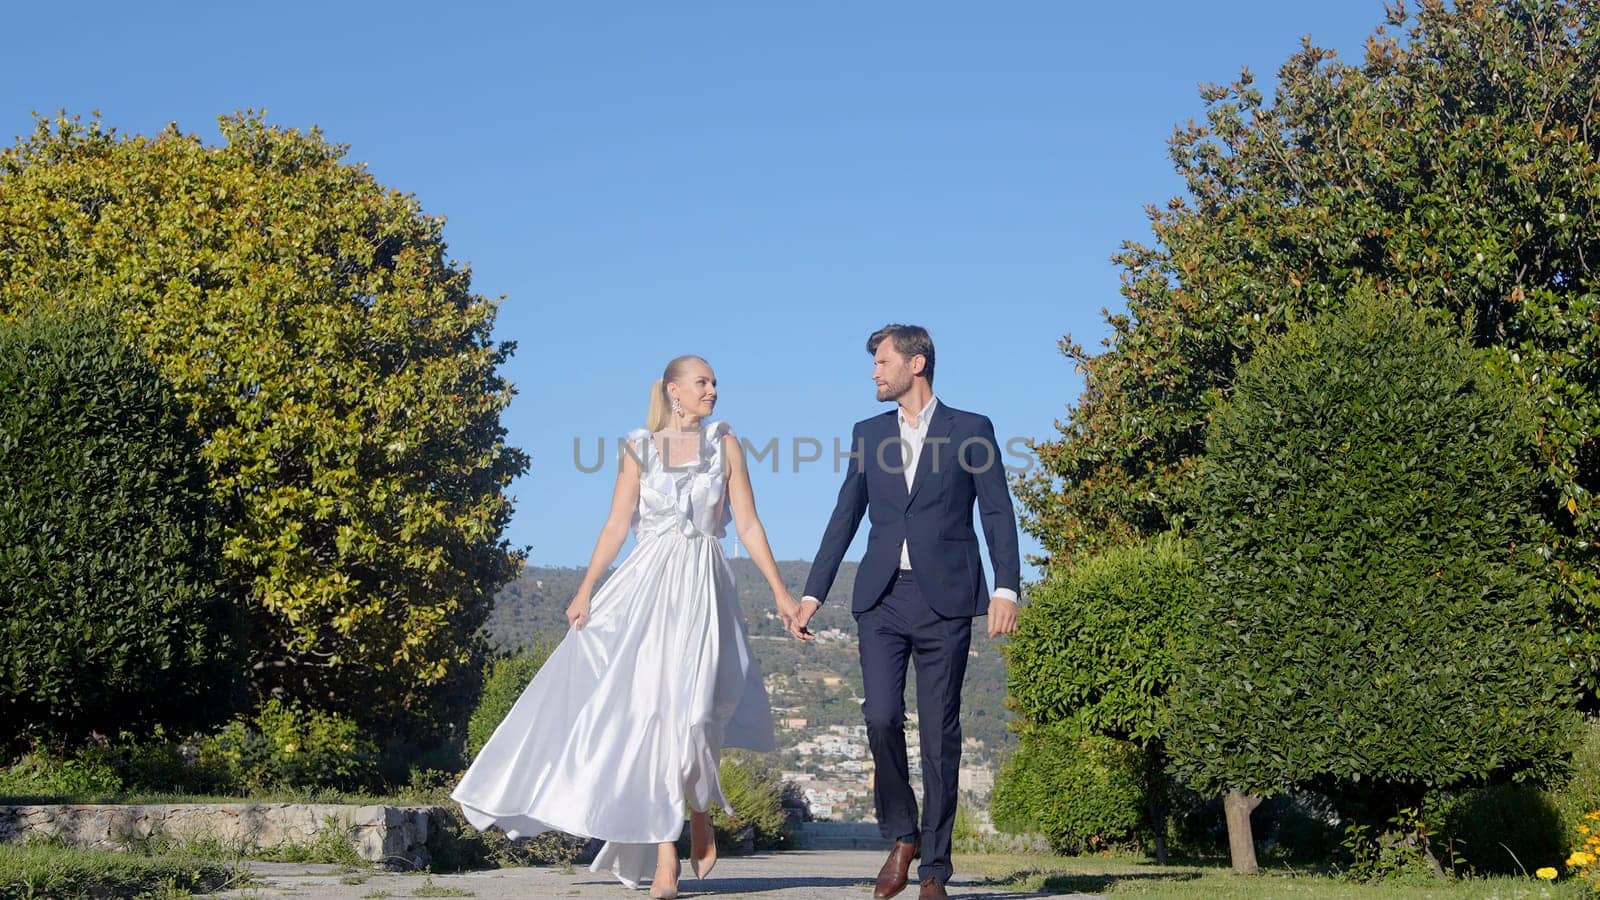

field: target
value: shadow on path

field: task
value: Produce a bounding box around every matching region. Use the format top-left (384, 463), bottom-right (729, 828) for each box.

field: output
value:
top-left (567, 872), bottom-right (1101, 898)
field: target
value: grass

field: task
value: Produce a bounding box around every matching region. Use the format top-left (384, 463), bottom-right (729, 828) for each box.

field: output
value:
top-left (0, 843), bottom-right (245, 899)
top-left (409, 877), bottom-right (473, 897)
top-left (955, 852), bottom-right (1582, 898)
top-left (106, 815), bottom-right (368, 868)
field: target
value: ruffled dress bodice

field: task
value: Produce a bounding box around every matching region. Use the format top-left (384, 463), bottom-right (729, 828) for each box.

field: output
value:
top-left (627, 420), bottom-right (735, 542)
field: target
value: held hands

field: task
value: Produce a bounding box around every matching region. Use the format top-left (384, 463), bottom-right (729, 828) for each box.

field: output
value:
top-left (986, 595), bottom-right (1018, 639)
top-left (566, 592), bottom-right (592, 630)
top-left (776, 591), bottom-right (816, 642)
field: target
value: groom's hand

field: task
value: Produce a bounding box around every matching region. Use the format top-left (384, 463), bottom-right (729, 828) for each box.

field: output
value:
top-left (790, 598), bottom-right (821, 641)
top-left (986, 595), bottom-right (1018, 639)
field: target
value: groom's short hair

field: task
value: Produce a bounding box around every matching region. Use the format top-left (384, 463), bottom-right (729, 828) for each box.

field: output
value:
top-left (868, 324), bottom-right (935, 385)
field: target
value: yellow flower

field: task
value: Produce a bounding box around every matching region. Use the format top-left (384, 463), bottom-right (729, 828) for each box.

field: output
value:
top-left (1584, 825), bottom-right (1593, 835)
top-left (1536, 866), bottom-right (1558, 880)
top-left (1588, 810), bottom-right (1600, 821)
top-left (1568, 850), bottom-right (1595, 867)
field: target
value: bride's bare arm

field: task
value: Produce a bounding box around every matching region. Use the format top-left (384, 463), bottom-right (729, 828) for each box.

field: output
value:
top-left (723, 432), bottom-right (813, 641)
top-left (568, 436), bottom-right (644, 627)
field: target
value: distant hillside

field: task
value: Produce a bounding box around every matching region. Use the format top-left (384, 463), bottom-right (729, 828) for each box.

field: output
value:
top-left (485, 557), bottom-right (1018, 761)
top-left (485, 558), bottom-right (851, 648)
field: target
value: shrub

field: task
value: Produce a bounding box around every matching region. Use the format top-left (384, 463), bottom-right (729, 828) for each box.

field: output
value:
top-left (1339, 806), bottom-right (1447, 884)
top-left (1170, 292), bottom-right (1578, 809)
top-left (990, 722), bottom-right (1146, 855)
top-left (711, 751), bottom-right (790, 851)
top-left (1550, 720), bottom-right (1600, 848)
top-left (0, 113), bottom-right (529, 743)
top-left (1429, 784), bottom-right (1564, 875)
top-left (1007, 532), bottom-right (1195, 743)
top-left (376, 735), bottom-right (468, 794)
top-left (1005, 532), bottom-right (1197, 859)
top-left (0, 748), bottom-right (122, 799)
top-left (197, 698), bottom-right (378, 793)
top-left (0, 310), bottom-right (243, 753)
top-left (465, 640), bottom-right (555, 760)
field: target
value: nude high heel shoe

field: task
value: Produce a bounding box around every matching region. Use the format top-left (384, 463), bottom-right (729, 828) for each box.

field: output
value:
top-left (689, 811), bottom-right (717, 879)
top-left (650, 855), bottom-right (680, 900)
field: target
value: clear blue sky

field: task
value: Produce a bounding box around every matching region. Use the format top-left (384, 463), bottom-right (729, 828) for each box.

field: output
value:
top-left (2, 2), bottom-right (1386, 583)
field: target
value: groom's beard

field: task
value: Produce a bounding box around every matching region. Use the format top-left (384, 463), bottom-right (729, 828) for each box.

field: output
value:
top-left (877, 380), bottom-right (909, 402)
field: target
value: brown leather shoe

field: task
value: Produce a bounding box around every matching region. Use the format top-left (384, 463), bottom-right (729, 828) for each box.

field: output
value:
top-left (917, 877), bottom-right (948, 900)
top-left (873, 839), bottom-right (920, 899)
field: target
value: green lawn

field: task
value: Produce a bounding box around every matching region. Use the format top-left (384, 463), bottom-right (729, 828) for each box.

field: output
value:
top-left (955, 852), bottom-right (1578, 898)
top-left (0, 843), bottom-right (245, 899)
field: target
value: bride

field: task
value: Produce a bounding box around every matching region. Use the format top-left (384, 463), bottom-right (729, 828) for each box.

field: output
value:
top-left (451, 354), bottom-right (812, 898)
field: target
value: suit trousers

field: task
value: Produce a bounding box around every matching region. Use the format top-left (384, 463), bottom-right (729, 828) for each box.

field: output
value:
top-left (856, 568), bottom-right (972, 883)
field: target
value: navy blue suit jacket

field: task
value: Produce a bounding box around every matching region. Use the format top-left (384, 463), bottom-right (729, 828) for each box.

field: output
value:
top-left (803, 401), bottom-right (1022, 618)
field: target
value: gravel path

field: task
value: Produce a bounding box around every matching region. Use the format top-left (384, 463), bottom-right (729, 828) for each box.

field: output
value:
top-left (217, 850), bottom-right (1102, 899)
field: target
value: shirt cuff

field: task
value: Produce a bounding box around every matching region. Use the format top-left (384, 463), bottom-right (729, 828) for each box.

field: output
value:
top-left (800, 596), bottom-right (822, 606)
top-left (992, 588), bottom-right (1018, 604)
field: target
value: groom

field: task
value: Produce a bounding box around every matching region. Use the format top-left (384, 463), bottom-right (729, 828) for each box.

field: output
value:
top-left (790, 324), bottom-right (1021, 900)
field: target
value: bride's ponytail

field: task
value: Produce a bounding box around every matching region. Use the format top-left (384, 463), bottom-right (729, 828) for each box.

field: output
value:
top-left (646, 378), bottom-right (670, 432)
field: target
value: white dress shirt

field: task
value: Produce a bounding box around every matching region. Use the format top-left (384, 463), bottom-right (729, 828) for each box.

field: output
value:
top-left (801, 395), bottom-right (1016, 609)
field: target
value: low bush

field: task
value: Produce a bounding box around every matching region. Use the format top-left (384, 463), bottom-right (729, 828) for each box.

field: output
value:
top-left (1430, 783), bottom-right (1564, 875)
top-left (465, 641), bottom-right (556, 760)
top-left (711, 751), bottom-right (791, 851)
top-left (0, 749), bottom-right (122, 800)
top-left (990, 722), bottom-right (1147, 855)
top-left (196, 698), bottom-right (379, 793)
top-left (1550, 720), bottom-right (1600, 848)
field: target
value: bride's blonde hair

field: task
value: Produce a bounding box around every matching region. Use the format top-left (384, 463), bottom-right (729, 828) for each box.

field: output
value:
top-left (646, 355), bottom-right (711, 431)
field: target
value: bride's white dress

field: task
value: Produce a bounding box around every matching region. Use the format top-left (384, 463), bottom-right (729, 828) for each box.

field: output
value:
top-left (451, 419), bottom-right (775, 889)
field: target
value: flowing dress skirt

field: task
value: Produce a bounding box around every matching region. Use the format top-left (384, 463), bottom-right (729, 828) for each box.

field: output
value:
top-left (451, 529), bottom-right (774, 888)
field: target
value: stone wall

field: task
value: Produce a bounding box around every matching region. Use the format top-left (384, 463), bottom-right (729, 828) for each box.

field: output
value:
top-left (0, 803), bottom-right (439, 869)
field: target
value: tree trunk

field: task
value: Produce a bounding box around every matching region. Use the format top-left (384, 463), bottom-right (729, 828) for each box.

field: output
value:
top-left (1143, 753), bottom-right (1170, 865)
top-left (1223, 790), bottom-right (1262, 875)
top-left (1147, 790), bottom-right (1169, 865)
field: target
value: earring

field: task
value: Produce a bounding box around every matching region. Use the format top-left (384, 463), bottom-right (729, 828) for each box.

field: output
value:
top-left (671, 397), bottom-right (683, 417)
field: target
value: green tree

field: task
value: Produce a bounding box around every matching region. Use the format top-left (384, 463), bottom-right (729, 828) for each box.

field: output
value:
top-left (0, 113), bottom-right (529, 742)
top-left (1017, 0), bottom-right (1600, 688)
top-left (1167, 292), bottom-right (1577, 869)
top-left (1004, 532), bottom-right (1195, 861)
top-left (0, 310), bottom-right (243, 752)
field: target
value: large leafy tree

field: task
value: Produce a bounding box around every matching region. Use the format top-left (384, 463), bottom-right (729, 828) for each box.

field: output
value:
top-left (0, 113), bottom-right (529, 740)
top-left (0, 310), bottom-right (244, 752)
top-left (1018, 0), bottom-right (1600, 685)
top-left (1168, 293), bottom-right (1576, 857)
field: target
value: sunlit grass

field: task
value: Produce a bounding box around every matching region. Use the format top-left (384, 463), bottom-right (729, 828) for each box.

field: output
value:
top-left (956, 851), bottom-right (1582, 898)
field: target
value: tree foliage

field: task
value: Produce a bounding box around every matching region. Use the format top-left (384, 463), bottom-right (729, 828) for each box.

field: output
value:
top-left (0, 112), bottom-right (529, 740)
top-left (1017, 0), bottom-right (1600, 685)
top-left (1167, 292), bottom-right (1576, 801)
top-left (1007, 531), bottom-right (1195, 745)
top-left (0, 310), bottom-right (242, 751)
